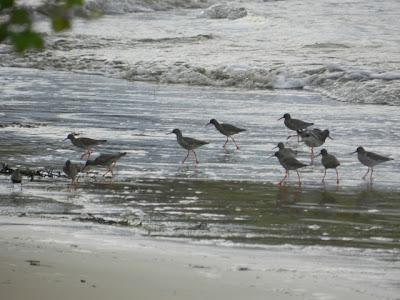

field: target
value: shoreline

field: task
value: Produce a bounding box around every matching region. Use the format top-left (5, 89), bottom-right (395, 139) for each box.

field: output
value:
top-left (1, 216), bottom-right (399, 300)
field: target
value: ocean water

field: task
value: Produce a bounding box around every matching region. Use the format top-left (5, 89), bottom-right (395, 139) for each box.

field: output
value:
top-left (0, 0), bottom-right (399, 260)
top-left (2, 0), bottom-right (400, 105)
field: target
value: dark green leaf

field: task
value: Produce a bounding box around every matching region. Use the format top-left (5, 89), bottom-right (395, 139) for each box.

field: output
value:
top-left (0, 0), bottom-right (15, 10)
top-left (10, 8), bottom-right (31, 25)
top-left (52, 15), bottom-right (71, 32)
top-left (65, 0), bottom-right (84, 9)
top-left (0, 24), bottom-right (8, 42)
top-left (10, 30), bottom-right (44, 52)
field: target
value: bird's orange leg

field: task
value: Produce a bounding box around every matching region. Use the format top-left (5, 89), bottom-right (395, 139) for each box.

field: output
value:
top-left (223, 137), bottom-right (229, 149)
top-left (278, 171), bottom-right (288, 186)
top-left (231, 136), bottom-right (240, 150)
top-left (192, 150), bottom-right (199, 164)
top-left (362, 168), bottom-right (370, 180)
top-left (322, 169), bottom-right (327, 183)
top-left (335, 168), bottom-right (340, 184)
top-left (296, 170), bottom-right (302, 186)
top-left (182, 151), bottom-right (190, 164)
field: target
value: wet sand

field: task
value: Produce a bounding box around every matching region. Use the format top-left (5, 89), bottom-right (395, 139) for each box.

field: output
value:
top-left (1, 216), bottom-right (399, 300)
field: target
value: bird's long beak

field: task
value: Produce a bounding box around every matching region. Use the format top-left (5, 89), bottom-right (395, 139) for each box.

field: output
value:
top-left (328, 135), bottom-right (333, 140)
top-left (63, 138), bottom-right (68, 141)
top-left (272, 146), bottom-right (278, 150)
top-left (205, 122), bottom-right (211, 127)
top-left (278, 117), bottom-right (284, 120)
top-left (315, 153), bottom-right (321, 157)
top-left (349, 150), bottom-right (357, 155)
top-left (167, 132), bottom-right (172, 135)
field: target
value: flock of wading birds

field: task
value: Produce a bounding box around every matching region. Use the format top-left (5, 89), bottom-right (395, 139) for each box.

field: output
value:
top-left (10, 113), bottom-right (394, 188)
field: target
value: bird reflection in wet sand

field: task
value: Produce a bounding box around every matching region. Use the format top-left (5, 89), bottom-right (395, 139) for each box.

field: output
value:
top-left (275, 185), bottom-right (301, 208)
top-left (175, 165), bottom-right (202, 178)
top-left (319, 188), bottom-right (338, 205)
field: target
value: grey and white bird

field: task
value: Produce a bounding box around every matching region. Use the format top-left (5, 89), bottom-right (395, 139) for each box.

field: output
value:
top-left (273, 142), bottom-right (297, 158)
top-left (290, 128), bottom-right (332, 164)
top-left (83, 152), bottom-right (127, 177)
top-left (207, 119), bottom-right (246, 150)
top-left (352, 146), bottom-right (393, 181)
top-left (318, 149), bottom-right (340, 184)
top-left (64, 133), bottom-right (107, 159)
top-left (170, 129), bottom-right (209, 164)
top-left (63, 160), bottom-right (82, 186)
top-left (273, 151), bottom-right (308, 186)
top-left (279, 113), bottom-right (313, 141)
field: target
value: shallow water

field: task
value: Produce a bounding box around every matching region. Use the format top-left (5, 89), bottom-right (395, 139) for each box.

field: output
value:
top-left (1, 67), bottom-right (399, 253)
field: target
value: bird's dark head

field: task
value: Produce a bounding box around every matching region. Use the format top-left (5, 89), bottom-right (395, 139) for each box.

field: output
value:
top-left (171, 128), bottom-right (182, 136)
top-left (355, 146), bottom-right (365, 154)
top-left (278, 113), bottom-right (290, 121)
top-left (322, 129), bottom-right (333, 141)
top-left (208, 119), bottom-right (218, 125)
top-left (64, 133), bottom-right (77, 141)
top-left (277, 142), bottom-right (285, 149)
top-left (65, 160), bottom-right (71, 167)
top-left (320, 149), bottom-right (328, 156)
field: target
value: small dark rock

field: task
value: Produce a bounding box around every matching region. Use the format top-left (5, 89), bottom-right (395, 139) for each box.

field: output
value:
top-left (26, 260), bottom-right (40, 266)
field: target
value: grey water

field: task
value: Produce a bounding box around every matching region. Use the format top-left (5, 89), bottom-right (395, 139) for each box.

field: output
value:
top-left (1, 67), bottom-right (399, 254)
top-left (2, 0), bottom-right (400, 104)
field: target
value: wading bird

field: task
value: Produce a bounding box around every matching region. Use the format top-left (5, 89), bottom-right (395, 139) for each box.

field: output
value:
top-left (170, 129), bottom-right (209, 164)
top-left (206, 119), bottom-right (246, 150)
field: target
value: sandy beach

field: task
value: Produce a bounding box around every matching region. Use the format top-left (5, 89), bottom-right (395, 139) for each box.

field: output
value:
top-left (0, 215), bottom-right (399, 300)
top-left (1, 1), bottom-right (400, 299)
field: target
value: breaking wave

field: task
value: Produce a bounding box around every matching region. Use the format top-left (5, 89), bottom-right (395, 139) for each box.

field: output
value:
top-left (123, 62), bottom-right (400, 105)
top-left (2, 44), bottom-right (399, 105)
top-left (80, 0), bottom-right (212, 15)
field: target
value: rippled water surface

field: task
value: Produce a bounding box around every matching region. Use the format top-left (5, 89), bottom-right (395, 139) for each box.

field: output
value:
top-left (1, 68), bottom-right (399, 252)
top-left (2, 0), bottom-right (400, 104)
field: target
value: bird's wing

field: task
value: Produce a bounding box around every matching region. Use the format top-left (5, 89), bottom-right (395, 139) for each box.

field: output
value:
top-left (283, 156), bottom-right (307, 168)
top-left (94, 154), bottom-right (114, 164)
top-left (78, 137), bottom-right (107, 145)
top-left (287, 148), bottom-right (298, 156)
top-left (293, 119), bottom-right (313, 129)
top-left (302, 128), bottom-right (321, 141)
top-left (366, 151), bottom-right (393, 162)
top-left (221, 123), bottom-right (246, 134)
top-left (183, 137), bottom-right (209, 146)
top-left (327, 154), bottom-right (340, 167)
